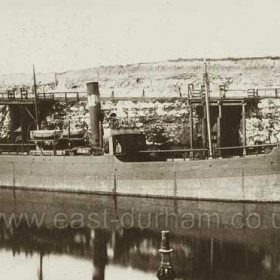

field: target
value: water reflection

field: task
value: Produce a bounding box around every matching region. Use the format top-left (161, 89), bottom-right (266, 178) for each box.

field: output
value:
top-left (0, 188), bottom-right (280, 279)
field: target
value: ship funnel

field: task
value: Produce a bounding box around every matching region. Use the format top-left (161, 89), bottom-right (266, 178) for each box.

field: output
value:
top-left (87, 82), bottom-right (103, 148)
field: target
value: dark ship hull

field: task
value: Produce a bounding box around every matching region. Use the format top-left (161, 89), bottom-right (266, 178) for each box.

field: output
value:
top-left (0, 146), bottom-right (279, 202)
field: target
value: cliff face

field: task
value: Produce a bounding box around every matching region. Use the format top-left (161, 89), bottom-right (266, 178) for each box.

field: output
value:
top-left (42, 98), bottom-right (280, 148)
top-left (247, 99), bottom-right (280, 145)
top-left (1, 57), bottom-right (280, 148)
top-left (56, 57), bottom-right (280, 97)
top-left (1, 57), bottom-right (280, 97)
top-left (45, 99), bottom-right (196, 147)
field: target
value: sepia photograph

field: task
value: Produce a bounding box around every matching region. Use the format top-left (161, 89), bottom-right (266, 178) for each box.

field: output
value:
top-left (0, 0), bottom-right (280, 279)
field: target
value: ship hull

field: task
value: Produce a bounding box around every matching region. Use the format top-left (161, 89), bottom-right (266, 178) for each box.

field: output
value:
top-left (0, 147), bottom-right (280, 202)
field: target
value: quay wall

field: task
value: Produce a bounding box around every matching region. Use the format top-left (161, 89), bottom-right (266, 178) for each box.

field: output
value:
top-left (0, 150), bottom-right (280, 202)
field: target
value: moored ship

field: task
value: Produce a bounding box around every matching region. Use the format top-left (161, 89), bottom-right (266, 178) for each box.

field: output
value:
top-left (0, 63), bottom-right (279, 202)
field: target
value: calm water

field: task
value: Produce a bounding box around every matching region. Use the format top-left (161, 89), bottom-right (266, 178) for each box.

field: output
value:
top-left (0, 188), bottom-right (280, 280)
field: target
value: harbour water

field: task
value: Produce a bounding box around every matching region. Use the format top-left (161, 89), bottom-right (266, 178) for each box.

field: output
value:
top-left (0, 188), bottom-right (280, 280)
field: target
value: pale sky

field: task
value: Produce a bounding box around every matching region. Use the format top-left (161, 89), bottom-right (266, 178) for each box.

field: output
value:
top-left (0, 0), bottom-right (279, 74)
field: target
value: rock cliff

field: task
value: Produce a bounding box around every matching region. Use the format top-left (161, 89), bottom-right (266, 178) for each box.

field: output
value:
top-left (1, 57), bottom-right (280, 97)
top-left (1, 57), bottom-right (280, 147)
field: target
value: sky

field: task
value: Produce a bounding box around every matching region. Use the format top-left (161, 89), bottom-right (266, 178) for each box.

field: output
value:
top-left (0, 0), bottom-right (279, 74)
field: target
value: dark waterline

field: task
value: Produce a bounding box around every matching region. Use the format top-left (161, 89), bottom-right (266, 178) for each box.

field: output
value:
top-left (0, 188), bottom-right (280, 280)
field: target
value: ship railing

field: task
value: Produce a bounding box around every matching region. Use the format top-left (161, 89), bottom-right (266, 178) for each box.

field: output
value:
top-left (214, 143), bottom-right (278, 157)
top-left (0, 143), bottom-right (36, 155)
top-left (139, 148), bottom-right (209, 160)
top-left (28, 139), bottom-right (60, 156)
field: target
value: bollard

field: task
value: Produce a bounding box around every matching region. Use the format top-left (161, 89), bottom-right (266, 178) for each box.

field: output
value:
top-left (157, 231), bottom-right (176, 280)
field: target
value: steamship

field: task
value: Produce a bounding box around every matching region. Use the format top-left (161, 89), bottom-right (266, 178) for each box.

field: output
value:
top-left (0, 63), bottom-right (279, 202)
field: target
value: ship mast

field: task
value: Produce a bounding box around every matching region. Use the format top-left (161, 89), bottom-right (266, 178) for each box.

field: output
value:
top-left (33, 65), bottom-right (40, 130)
top-left (203, 59), bottom-right (213, 158)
